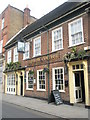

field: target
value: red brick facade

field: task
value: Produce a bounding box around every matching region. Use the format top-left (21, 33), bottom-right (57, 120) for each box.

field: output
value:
top-left (4, 2), bottom-right (90, 105)
top-left (5, 13), bottom-right (90, 101)
top-left (0, 4), bottom-right (36, 53)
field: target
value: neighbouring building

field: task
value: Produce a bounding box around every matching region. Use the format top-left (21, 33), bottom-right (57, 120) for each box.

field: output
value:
top-left (0, 5), bottom-right (36, 86)
top-left (4, 2), bottom-right (90, 107)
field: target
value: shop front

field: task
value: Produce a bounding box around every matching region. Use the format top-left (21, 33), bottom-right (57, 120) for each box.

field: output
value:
top-left (4, 70), bottom-right (25, 96)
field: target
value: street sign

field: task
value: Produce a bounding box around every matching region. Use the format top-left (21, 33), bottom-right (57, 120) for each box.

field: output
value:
top-left (17, 41), bottom-right (25, 53)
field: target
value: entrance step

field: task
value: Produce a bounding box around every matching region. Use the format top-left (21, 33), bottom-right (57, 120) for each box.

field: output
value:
top-left (74, 103), bottom-right (85, 108)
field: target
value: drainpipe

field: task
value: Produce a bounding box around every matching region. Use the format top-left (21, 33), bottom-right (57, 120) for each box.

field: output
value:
top-left (42, 25), bottom-right (50, 103)
top-left (47, 30), bottom-right (50, 104)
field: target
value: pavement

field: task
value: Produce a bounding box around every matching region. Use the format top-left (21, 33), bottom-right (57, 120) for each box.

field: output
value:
top-left (2, 93), bottom-right (89, 119)
top-left (0, 84), bottom-right (2, 120)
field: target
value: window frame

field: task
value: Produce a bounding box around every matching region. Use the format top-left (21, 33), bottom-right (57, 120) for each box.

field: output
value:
top-left (2, 18), bottom-right (4, 29)
top-left (7, 73), bottom-right (15, 94)
top-left (68, 17), bottom-right (84, 47)
top-left (52, 67), bottom-right (65, 92)
top-left (7, 50), bottom-right (12, 63)
top-left (23, 42), bottom-right (30, 60)
top-left (26, 71), bottom-right (34, 90)
top-left (13, 47), bottom-right (18, 62)
top-left (37, 69), bottom-right (46, 91)
top-left (52, 27), bottom-right (63, 52)
top-left (0, 40), bottom-right (3, 54)
top-left (33, 36), bottom-right (41, 57)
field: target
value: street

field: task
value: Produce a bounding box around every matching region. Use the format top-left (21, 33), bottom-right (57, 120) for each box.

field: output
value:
top-left (2, 101), bottom-right (57, 119)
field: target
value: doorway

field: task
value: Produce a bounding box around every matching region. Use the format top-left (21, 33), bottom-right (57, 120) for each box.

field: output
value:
top-left (74, 71), bottom-right (85, 103)
top-left (20, 76), bottom-right (23, 96)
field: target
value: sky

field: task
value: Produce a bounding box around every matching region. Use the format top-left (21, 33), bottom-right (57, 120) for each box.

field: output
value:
top-left (0, 0), bottom-right (67, 18)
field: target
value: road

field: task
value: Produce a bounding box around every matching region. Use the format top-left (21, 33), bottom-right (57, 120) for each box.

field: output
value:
top-left (2, 101), bottom-right (58, 119)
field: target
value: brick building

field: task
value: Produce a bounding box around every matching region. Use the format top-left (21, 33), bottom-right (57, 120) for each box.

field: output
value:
top-left (0, 5), bottom-right (36, 84)
top-left (4, 2), bottom-right (90, 107)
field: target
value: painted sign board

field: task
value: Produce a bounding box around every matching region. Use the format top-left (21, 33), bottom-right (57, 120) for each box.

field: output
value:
top-left (52, 90), bottom-right (63, 105)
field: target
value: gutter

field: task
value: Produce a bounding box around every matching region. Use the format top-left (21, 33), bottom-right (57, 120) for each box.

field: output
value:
top-left (5, 2), bottom-right (89, 49)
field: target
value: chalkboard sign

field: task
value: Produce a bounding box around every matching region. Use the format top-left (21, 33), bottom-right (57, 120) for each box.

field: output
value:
top-left (52, 90), bottom-right (63, 105)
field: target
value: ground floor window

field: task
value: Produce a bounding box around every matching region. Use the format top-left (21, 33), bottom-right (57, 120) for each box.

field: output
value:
top-left (7, 74), bottom-right (15, 94)
top-left (26, 71), bottom-right (34, 90)
top-left (52, 67), bottom-right (64, 92)
top-left (0, 66), bottom-right (3, 83)
top-left (37, 70), bottom-right (46, 91)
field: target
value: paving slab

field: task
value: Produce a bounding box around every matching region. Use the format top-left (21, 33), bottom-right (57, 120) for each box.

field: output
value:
top-left (2, 93), bottom-right (88, 118)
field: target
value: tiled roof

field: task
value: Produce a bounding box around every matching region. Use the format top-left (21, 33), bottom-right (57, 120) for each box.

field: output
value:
top-left (5, 2), bottom-right (87, 48)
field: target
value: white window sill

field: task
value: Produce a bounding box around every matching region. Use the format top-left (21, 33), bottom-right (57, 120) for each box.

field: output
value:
top-left (23, 57), bottom-right (29, 60)
top-left (52, 48), bottom-right (64, 53)
top-left (13, 61), bottom-right (18, 63)
top-left (37, 89), bottom-right (46, 92)
top-left (59, 90), bottom-right (65, 93)
top-left (33, 54), bottom-right (41, 58)
top-left (52, 89), bottom-right (65, 92)
top-left (68, 42), bottom-right (85, 48)
top-left (26, 88), bottom-right (33, 91)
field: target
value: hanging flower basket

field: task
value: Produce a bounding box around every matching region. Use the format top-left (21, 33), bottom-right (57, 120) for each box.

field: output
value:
top-left (29, 70), bottom-right (34, 75)
top-left (5, 62), bottom-right (21, 71)
top-left (63, 47), bottom-right (86, 63)
top-left (43, 68), bottom-right (49, 73)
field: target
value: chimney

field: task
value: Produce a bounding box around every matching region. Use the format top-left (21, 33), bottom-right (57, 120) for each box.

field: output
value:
top-left (24, 5), bottom-right (31, 27)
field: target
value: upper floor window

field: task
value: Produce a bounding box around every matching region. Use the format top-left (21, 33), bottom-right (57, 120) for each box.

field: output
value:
top-left (34, 37), bottom-right (41, 57)
top-left (0, 40), bottom-right (3, 53)
top-left (52, 67), bottom-right (64, 92)
top-left (69, 18), bottom-right (84, 47)
top-left (7, 50), bottom-right (11, 63)
top-left (2, 18), bottom-right (4, 29)
top-left (13, 47), bottom-right (18, 62)
top-left (23, 42), bottom-right (29, 60)
top-left (52, 27), bottom-right (63, 52)
top-left (37, 70), bottom-right (46, 91)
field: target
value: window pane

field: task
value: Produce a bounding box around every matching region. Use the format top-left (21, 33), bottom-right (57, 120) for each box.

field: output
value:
top-left (0, 40), bottom-right (3, 53)
top-left (38, 70), bottom-right (45, 90)
top-left (53, 28), bottom-right (63, 51)
top-left (54, 68), bottom-right (64, 91)
top-left (14, 47), bottom-right (18, 62)
top-left (28, 73), bottom-right (33, 89)
top-left (2, 18), bottom-right (4, 29)
top-left (8, 50), bottom-right (11, 63)
top-left (7, 74), bottom-right (15, 93)
top-left (34, 37), bottom-right (41, 56)
top-left (23, 42), bottom-right (29, 59)
top-left (75, 73), bottom-right (80, 87)
top-left (70, 18), bottom-right (83, 46)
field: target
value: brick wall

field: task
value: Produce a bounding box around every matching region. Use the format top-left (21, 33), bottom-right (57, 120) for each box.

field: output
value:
top-left (5, 13), bottom-right (89, 102)
top-left (8, 7), bottom-right (24, 40)
top-left (0, 5), bottom-right (36, 54)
